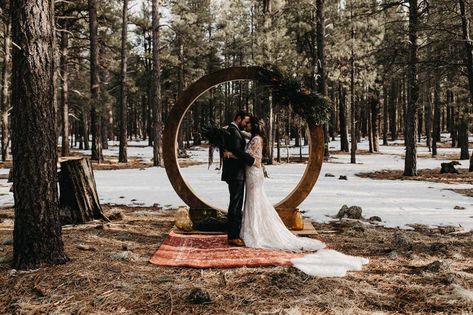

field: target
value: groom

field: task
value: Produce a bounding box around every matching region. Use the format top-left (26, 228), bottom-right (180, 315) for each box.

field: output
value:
top-left (222, 111), bottom-right (255, 246)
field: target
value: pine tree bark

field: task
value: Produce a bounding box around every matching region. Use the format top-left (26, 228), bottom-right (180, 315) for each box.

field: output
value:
top-left (151, 0), bottom-right (163, 167)
top-left (447, 90), bottom-right (457, 148)
top-left (339, 83), bottom-right (349, 152)
top-left (316, 0), bottom-right (329, 159)
top-left (88, 0), bottom-right (102, 162)
top-left (118, 0), bottom-right (129, 163)
top-left (350, 71), bottom-right (356, 163)
top-left (60, 28), bottom-right (70, 157)
top-left (425, 84), bottom-right (432, 152)
top-left (389, 80), bottom-right (398, 141)
top-left (404, 0), bottom-right (419, 176)
top-left (371, 95), bottom-right (380, 152)
top-left (432, 79), bottom-right (441, 157)
top-left (1, 13), bottom-right (11, 161)
top-left (11, 0), bottom-right (68, 269)
top-left (458, 0), bottom-right (473, 169)
top-left (382, 85), bottom-right (388, 145)
top-left (365, 100), bottom-right (373, 153)
top-left (350, 5), bottom-right (356, 164)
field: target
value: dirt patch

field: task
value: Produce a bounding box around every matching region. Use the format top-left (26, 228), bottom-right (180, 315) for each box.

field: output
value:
top-left (417, 152), bottom-right (465, 160)
top-left (357, 168), bottom-right (473, 185)
top-left (58, 154), bottom-right (205, 170)
top-left (449, 189), bottom-right (473, 198)
top-left (0, 206), bottom-right (472, 314)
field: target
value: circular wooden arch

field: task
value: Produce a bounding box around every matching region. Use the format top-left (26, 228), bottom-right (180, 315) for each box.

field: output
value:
top-left (163, 66), bottom-right (324, 213)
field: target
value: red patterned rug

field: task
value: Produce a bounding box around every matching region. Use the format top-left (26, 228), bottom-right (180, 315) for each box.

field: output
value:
top-left (149, 231), bottom-right (304, 268)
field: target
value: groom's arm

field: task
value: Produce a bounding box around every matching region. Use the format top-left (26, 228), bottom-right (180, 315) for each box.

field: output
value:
top-left (227, 128), bottom-right (255, 166)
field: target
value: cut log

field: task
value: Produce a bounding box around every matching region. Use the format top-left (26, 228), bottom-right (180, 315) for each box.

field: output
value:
top-left (59, 158), bottom-right (107, 224)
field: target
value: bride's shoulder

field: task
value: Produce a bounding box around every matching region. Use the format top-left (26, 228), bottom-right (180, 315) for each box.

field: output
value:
top-left (251, 135), bottom-right (263, 143)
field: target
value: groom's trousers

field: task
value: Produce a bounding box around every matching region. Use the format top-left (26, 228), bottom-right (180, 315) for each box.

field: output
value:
top-left (227, 180), bottom-right (245, 240)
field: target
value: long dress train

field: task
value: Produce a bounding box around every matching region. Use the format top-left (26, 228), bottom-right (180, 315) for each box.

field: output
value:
top-left (240, 136), bottom-right (368, 277)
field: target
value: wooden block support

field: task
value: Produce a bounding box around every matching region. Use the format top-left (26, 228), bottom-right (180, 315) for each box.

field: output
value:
top-left (275, 207), bottom-right (296, 227)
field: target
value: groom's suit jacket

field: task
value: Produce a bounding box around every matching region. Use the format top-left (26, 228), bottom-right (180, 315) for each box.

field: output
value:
top-left (221, 123), bottom-right (255, 182)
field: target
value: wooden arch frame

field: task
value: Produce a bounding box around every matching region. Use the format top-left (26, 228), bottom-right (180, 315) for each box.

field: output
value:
top-left (163, 66), bottom-right (324, 221)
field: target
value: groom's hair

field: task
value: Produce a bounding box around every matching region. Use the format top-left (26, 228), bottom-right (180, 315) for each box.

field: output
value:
top-left (234, 110), bottom-right (249, 121)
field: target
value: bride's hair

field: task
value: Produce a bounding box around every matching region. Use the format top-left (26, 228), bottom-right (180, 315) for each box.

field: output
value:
top-left (250, 116), bottom-right (268, 158)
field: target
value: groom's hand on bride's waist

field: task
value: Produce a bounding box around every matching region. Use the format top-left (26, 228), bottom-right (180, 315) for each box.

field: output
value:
top-left (223, 151), bottom-right (238, 159)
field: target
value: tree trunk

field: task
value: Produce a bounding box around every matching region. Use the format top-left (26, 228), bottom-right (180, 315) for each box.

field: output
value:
top-left (81, 108), bottom-right (89, 150)
top-left (350, 5), bottom-right (356, 164)
top-left (1, 13), bottom-right (11, 161)
top-left (404, 0), bottom-right (419, 176)
top-left (382, 84), bottom-right (388, 145)
top-left (60, 28), bottom-right (70, 157)
top-left (459, 117), bottom-right (470, 159)
top-left (339, 83), bottom-right (349, 152)
top-left (316, 0), bottom-right (329, 159)
top-left (368, 100), bottom-right (373, 153)
top-left (151, 0), bottom-right (163, 167)
top-left (417, 103), bottom-right (423, 143)
top-left (59, 158), bottom-right (106, 224)
top-left (389, 80), bottom-right (398, 141)
top-left (432, 79), bottom-right (441, 157)
top-left (88, 0), bottom-right (102, 162)
top-left (448, 90), bottom-right (457, 148)
top-left (371, 96), bottom-right (380, 152)
top-left (458, 0), bottom-right (473, 170)
top-left (425, 85), bottom-right (432, 152)
top-left (118, 0), bottom-right (128, 163)
top-left (11, 0), bottom-right (68, 269)
top-left (276, 114), bottom-right (281, 163)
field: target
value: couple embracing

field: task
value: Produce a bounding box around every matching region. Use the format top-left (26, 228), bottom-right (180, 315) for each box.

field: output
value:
top-left (221, 111), bottom-right (369, 277)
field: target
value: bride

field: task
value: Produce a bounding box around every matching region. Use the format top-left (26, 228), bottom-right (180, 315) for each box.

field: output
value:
top-left (226, 116), bottom-right (368, 277)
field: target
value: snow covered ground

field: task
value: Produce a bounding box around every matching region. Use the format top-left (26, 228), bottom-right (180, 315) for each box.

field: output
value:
top-left (0, 136), bottom-right (472, 231)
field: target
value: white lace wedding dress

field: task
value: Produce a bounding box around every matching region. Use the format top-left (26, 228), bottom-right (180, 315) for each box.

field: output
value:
top-left (240, 136), bottom-right (369, 277)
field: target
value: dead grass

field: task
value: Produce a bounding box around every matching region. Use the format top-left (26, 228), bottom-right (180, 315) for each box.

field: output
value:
top-left (357, 168), bottom-right (473, 185)
top-left (0, 205), bottom-right (472, 314)
top-left (57, 154), bottom-right (205, 171)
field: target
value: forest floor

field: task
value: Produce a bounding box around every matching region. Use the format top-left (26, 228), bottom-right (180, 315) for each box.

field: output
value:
top-left (356, 167), bottom-right (473, 185)
top-left (0, 205), bottom-right (472, 314)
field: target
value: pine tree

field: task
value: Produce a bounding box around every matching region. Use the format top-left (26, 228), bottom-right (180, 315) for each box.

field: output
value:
top-left (11, 0), bottom-right (68, 269)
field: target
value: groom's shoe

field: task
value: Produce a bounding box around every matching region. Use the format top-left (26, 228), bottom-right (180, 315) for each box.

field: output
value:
top-left (228, 238), bottom-right (245, 247)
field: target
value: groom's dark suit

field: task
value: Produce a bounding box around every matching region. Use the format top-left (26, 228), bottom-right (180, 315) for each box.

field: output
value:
top-left (222, 123), bottom-right (255, 240)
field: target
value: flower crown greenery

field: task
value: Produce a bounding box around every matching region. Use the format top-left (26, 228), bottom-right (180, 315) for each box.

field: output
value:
top-left (256, 66), bottom-right (332, 126)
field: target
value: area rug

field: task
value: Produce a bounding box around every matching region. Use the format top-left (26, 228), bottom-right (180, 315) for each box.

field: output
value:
top-left (149, 231), bottom-right (304, 268)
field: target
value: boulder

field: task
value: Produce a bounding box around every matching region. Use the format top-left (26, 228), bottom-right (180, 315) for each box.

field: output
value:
top-left (336, 205), bottom-right (363, 220)
top-left (369, 216), bottom-right (382, 222)
top-left (175, 207), bottom-right (193, 232)
top-left (108, 210), bottom-right (125, 221)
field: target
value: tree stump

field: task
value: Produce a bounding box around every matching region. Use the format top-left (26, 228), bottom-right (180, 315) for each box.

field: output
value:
top-left (440, 161), bottom-right (461, 174)
top-left (59, 158), bottom-right (107, 224)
